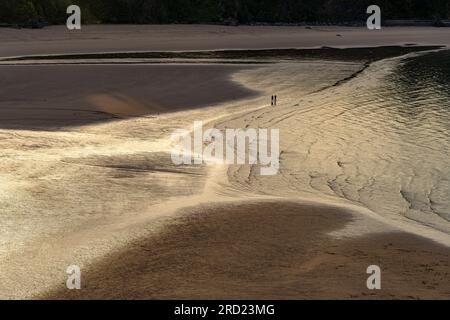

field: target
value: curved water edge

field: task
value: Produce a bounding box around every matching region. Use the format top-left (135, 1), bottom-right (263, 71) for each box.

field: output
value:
top-left (222, 48), bottom-right (450, 246)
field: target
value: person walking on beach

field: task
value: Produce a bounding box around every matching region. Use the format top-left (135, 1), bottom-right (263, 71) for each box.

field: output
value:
top-left (271, 95), bottom-right (278, 106)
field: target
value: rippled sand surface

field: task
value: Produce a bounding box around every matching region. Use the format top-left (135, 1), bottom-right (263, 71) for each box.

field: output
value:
top-left (1, 27), bottom-right (450, 298)
top-left (224, 49), bottom-right (450, 238)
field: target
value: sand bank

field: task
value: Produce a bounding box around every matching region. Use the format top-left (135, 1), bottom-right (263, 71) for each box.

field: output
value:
top-left (44, 201), bottom-right (450, 300)
top-left (1, 25), bottom-right (450, 59)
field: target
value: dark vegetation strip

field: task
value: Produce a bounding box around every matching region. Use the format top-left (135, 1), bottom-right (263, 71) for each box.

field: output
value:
top-left (2, 0), bottom-right (449, 26)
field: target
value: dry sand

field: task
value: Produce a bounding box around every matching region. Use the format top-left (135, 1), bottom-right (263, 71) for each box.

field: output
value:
top-left (44, 201), bottom-right (450, 300)
top-left (1, 25), bottom-right (450, 58)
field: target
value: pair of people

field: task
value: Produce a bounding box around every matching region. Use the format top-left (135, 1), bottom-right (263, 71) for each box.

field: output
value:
top-left (271, 95), bottom-right (278, 106)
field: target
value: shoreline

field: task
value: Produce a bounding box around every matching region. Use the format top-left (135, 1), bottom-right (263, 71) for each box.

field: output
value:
top-left (2, 45), bottom-right (443, 62)
top-left (0, 45), bottom-right (439, 130)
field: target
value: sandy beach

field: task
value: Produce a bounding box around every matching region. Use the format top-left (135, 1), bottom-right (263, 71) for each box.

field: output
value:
top-left (2, 25), bottom-right (450, 58)
top-left (0, 25), bottom-right (449, 299)
top-left (44, 201), bottom-right (450, 300)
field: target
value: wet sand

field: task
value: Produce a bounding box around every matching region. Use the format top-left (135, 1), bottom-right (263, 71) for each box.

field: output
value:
top-left (0, 64), bottom-right (257, 129)
top-left (44, 201), bottom-right (450, 300)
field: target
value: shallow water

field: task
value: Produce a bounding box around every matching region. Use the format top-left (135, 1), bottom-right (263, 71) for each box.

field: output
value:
top-left (228, 49), bottom-right (450, 234)
top-left (350, 50), bottom-right (450, 224)
top-left (314, 49), bottom-right (450, 229)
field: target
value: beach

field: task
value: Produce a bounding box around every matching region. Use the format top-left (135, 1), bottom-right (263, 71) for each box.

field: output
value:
top-left (44, 201), bottom-right (450, 300)
top-left (0, 25), bottom-right (449, 299)
top-left (2, 25), bottom-right (450, 57)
